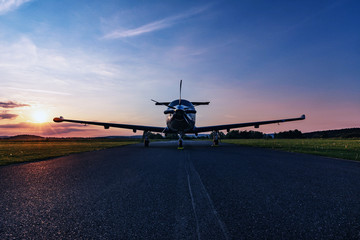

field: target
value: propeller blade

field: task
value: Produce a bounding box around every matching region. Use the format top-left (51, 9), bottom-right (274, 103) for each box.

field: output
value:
top-left (179, 80), bottom-right (182, 105)
top-left (183, 112), bottom-right (191, 125)
top-left (185, 109), bottom-right (196, 114)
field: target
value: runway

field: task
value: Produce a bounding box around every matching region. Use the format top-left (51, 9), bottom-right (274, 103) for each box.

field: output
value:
top-left (1, 140), bottom-right (360, 239)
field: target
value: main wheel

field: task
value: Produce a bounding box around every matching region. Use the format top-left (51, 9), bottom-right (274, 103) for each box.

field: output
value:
top-left (144, 139), bottom-right (149, 147)
top-left (179, 140), bottom-right (183, 148)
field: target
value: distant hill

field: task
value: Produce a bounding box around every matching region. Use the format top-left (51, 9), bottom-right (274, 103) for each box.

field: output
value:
top-left (96, 135), bottom-right (143, 139)
top-left (7, 135), bottom-right (45, 140)
top-left (304, 128), bottom-right (360, 138)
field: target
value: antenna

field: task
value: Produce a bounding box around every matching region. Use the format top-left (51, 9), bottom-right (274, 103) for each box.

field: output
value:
top-left (179, 80), bottom-right (182, 105)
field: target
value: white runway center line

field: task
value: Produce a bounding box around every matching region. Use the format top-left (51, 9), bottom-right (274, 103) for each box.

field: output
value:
top-left (185, 151), bottom-right (230, 240)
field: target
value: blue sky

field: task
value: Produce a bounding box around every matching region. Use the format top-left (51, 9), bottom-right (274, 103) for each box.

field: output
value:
top-left (0, 0), bottom-right (359, 136)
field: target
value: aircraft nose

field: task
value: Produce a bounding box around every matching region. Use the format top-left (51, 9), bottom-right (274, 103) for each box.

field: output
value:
top-left (174, 108), bottom-right (185, 119)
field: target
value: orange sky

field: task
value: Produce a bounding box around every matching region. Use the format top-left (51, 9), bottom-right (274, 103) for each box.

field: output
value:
top-left (1, 1), bottom-right (359, 137)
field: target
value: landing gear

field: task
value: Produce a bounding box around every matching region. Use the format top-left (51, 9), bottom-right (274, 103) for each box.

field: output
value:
top-left (144, 138), bottom-right (149, 147)
top-left (178, 133), bottom-right (184, 149)
top-left (143, 131), bottom-right (150, 147)
top-left (212, 131), bottom-right (219, 146)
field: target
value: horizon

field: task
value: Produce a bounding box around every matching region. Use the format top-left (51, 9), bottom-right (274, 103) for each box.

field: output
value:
top-left (1, 0), bottom-right (359, 137)
top-left (2, 127), bottom-right (359, 139)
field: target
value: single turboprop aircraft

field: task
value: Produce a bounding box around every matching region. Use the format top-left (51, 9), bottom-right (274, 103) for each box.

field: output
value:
top-left (54, 80), bottom-right (305, 148)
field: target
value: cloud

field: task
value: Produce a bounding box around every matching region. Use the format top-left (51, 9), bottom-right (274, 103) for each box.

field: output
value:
top-left (0, 101), bottom-right (30, 108)
top-left (0, 37), bottom-right (130, 90)
top-left (0, 122), bottom-right (33, 128)
top-left (0, 113), bottom-right (18, 120)
top-left (41, 127), bottom-right (94, 135)
top-left (0, 122), bottom-right (99, 135)
top-left (6, 87), bottom-right (71, 96)
top-left (103, 5), bottom-right (211, 39)
top-left (0, 0), bottom-right (32, 15)
top-left (0, 36), bottom-right (129, 108)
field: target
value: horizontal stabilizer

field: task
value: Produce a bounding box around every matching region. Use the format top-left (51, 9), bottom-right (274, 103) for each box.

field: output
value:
top-left (152, 100), bottom-right (209, 106)
top-left (151, 99), bottom-right (170, 106)
top-left (154, 101), bottom-right (171, 106)
top-left (191, 102), bottom-right (210, 106)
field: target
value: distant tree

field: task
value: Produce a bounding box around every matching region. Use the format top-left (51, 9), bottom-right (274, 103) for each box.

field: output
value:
top-left (344, 133), bottom-right (360, 138)
top-left (303, 128), bottom-right (360, 139)
top-left (250, 131), bottom-right (264, 139)
top-left (164, 133), bottom-right (178, 139)
top-left (275, 129), bottom-right (303, 139)
top-left (225, 130), bottom-right (264, 139)
top-left (226, 130), bottom-right (241, 139)
top-left (148, 133), bottom-right (164, 139)
top-left (320, 132), bottom-right (329, 138)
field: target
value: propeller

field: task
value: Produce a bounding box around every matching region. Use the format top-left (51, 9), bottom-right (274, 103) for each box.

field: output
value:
top-left (152, 80), bottom-right (196, 116)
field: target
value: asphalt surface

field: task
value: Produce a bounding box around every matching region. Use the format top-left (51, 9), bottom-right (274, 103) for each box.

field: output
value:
top-left (1, 140), bottom-right (360, 239)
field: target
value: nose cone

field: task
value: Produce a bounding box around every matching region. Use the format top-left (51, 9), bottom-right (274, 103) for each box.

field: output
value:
top-left (176, 105), bottom-right (185, 111)
top-left (174, 108), bottom-right (185, 119)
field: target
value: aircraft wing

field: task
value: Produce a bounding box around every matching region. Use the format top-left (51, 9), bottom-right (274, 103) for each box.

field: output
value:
top-left (192, 115), bottom-right (305, 133)
top-left (53, 117), bottom-right (165, 133)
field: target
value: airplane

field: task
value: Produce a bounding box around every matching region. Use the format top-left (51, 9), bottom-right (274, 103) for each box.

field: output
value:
top-left (53, 80), bottom-right (305, 148)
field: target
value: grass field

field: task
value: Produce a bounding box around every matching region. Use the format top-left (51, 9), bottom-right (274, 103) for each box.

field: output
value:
top-left (0, 139), bottom-right (139, 166)
top-left (1, 138), bottom-right (359, 166)
top-left (223, 139), bottom-right (360, 161)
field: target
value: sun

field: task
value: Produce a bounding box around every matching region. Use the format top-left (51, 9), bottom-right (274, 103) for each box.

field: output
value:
top-left (32, 110), bottom-right (49, 123)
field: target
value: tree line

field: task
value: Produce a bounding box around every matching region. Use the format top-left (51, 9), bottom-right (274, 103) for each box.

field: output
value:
top-left (147, 130), bottom-right (301, 139)
top-left (147, 128), bottom-right (360, 139)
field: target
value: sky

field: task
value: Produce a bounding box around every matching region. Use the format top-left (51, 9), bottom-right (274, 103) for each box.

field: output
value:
top-left (0, 0), bottom-right (359, 137)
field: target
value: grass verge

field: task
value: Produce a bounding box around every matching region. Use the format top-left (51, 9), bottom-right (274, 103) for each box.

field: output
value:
top-left (222, 139), bottom-right (360, 161)
top-left (0, 139), bottom-right (139, 166)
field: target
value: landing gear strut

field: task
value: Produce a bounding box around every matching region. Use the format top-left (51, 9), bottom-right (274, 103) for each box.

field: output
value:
top-left (143, 131), bottom-right (150, 147)
top-left (213, 131), bottom-right (219, 146)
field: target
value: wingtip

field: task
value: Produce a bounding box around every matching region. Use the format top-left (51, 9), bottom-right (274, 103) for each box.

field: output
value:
top-left (53, 116), bottom-right (64, 122)
top-left (301, 114), bottom-right (306, 119)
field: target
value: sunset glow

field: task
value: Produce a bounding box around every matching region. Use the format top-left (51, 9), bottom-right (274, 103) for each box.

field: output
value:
top-left (31, 110), bottom-right (48, 123)
top-left (0, 0), bottom-right (359, 137)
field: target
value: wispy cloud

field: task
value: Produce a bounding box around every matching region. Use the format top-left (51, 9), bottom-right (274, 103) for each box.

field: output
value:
top-left (0, 37), bottom-right (124, 95)
top-left (0, 122), bottom-right (32, 128)
top-left (0, 101), bottom-right (29, 108)
top-left (0, 0), bottom-right (32, 15)
top-left (104, 5), bottom-right (211, 39)
top-left (6, 87), bottom-right (71, 96)
top-left (0, 112), bottom-right (18, 120)
top-left (0, 122), bottom-right (98, 136)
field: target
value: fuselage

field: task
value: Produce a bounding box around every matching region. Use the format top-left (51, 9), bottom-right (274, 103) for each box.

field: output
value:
top-left (166, 99), bottom-right (196, 133)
